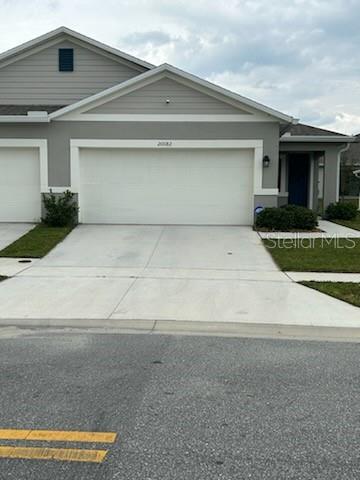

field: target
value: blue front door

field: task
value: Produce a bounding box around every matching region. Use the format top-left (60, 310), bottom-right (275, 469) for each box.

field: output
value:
top-left (288, 154), bottom-right (310, 207)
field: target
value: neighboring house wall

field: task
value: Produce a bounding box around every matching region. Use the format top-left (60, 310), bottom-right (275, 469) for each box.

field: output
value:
top-left (0, 40), bottom-right (146, 105)
top-left (0, 121), bottom-right (280, 189)
top-left (341, 134), bottom-right (360, 165)
top-left (88, 77), bottom-right (250, 115)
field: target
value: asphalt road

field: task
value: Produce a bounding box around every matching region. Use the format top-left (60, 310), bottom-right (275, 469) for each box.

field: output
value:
top-left (0, 329), bottom-right (359, 479)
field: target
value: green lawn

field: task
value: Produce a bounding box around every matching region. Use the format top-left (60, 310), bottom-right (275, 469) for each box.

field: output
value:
top-left (331, 213), bottom-right (360, 231)
top-left (301, 281), bottom-right (360, 308)
top-left (0, 224), bottom-right (73, 258)
top-left (263, 237), bottom-right (360, 272)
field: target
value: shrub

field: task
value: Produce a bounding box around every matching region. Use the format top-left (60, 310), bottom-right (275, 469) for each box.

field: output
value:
top-left (325, 202), bottom-right (358, 220)
top-left (255, 207), bottom-right (294, 231)
top-left (255, 205), bottom-right (317, 231)
top-left (42, 190), bottom-right (78, 227)
top-left (282, 205), bottom-right (318, 230)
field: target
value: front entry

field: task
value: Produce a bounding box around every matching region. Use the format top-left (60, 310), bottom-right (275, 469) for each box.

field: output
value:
top-left (288, 154), bottom-right (309, 207)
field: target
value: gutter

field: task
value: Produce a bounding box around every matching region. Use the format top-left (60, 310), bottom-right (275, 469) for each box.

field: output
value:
top-left (280, 135), bottom-right (356, 143)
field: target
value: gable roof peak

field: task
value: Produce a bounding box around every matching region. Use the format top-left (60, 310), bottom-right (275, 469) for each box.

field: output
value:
top-left (50, 61), bottom-right (295, 122)
top-left (0, 26), bottom-right (154, 70)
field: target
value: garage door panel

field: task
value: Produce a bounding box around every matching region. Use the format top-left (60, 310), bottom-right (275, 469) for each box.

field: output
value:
top-left (0, 147), bottom-right (41, 222)
top-left (79, 148), bottom-right (253, 225)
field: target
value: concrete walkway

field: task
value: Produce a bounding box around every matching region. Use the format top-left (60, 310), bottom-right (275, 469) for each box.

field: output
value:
top-left (0, 225), bottom-right (358, 332)
top-left (286, 272), bottom-right (360, 282)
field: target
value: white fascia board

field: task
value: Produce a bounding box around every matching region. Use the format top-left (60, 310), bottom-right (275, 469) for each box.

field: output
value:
top-left (0, 115), bottom-right (49, 123)
top-left (0, 26), bottom-right (154, 70)
top-left (280, 135), bottom-right (355, 143)
top-left (50, 63), bottom-right (295, 123)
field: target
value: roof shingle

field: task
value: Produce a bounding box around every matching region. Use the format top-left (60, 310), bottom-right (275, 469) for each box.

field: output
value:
top-left (288, 123), bottom-right (346, 137)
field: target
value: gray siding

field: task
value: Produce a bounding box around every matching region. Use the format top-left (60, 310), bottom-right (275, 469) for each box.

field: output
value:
top-left (0, 40), bottom-right (146, 105)
top-left (88, 77), bottom-right (250, 115)
top-left (254, 195), bottom-right (278, 209)
top-left (0, 121), bottom-right (279, 189)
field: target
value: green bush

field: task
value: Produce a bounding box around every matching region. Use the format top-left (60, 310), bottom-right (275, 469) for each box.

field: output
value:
top-left (42, 190), bottom-right (78, 227)
top-left (255, 207), bottom-right (294, 231)
top-left (325, 202), bottom-right (358, 220)
top-left (255, 205), bottom-right (317, 231)
top-left (282, 205), bottom-right (318, 230)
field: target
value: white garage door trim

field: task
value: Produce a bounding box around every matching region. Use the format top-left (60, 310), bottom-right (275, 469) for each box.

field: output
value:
top-left (70, 139), bottom-right (276, 198)
top-left (0, 139), bottom-right (48, 192)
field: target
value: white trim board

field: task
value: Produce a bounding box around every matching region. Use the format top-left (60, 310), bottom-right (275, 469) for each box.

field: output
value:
top-left (0, 139), bottom-right (48, 192)
top-left (58, 114), bottom-right (278, 122)
top-left (70, 138), bottom-right (276, 197)
top-left (0, 115), bottom-right (49, 123)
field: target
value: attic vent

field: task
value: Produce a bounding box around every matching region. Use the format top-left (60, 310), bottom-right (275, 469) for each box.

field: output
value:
top-left (59, 48), bottom-right (74, 72)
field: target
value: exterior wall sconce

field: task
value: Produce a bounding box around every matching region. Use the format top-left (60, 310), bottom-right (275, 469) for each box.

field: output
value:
top-left (165, 98), bottom-right (170, 104)
top-left (263, 155), bottom-right (270, 168)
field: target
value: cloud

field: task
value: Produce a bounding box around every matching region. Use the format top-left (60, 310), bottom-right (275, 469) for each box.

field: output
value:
top-left (122, 31), bottom-right (172, 48)
top-left (0, 0), bottom-right (359, 133)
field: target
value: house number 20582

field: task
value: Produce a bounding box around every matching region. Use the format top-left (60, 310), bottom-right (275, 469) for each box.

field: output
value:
top-left (157, 141), bottom-right (173, 147)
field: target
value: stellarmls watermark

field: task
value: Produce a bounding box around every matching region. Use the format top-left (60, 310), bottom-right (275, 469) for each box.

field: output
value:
top-left (265, 235), bottom-right (357, 249)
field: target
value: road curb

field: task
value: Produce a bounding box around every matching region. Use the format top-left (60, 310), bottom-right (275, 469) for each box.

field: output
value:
top-left (0, 318), bottom-right (359, 342)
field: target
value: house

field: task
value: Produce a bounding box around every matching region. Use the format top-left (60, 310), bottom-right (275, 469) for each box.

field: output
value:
top-left (0, 27), bottom-right (355, 224)
top-left (340, 133), bottom-right (360, 200)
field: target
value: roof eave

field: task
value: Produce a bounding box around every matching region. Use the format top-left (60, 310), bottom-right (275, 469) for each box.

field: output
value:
top-left (280, 135), bottom-right (355, 143)
top-left (0, 115), bottom-right (50, 123)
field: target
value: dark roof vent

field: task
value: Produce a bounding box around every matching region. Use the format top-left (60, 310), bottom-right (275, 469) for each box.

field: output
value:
top-left (59, 48), bottom-right (74, 72)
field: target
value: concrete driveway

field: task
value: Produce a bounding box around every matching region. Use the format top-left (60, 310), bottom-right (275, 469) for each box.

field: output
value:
top-left (0, 223), bottom-right (34, 250)
top-left (0, 225), bottom-right (358, 327)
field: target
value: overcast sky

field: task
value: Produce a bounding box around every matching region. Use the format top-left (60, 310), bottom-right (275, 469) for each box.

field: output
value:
top-left (1, 0), bottom-right (359, 133)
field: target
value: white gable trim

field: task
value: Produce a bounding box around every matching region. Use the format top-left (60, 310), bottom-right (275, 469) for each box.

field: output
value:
top-left (50, 64), bottom-right (295, 123)
top-left (0, 26), bottom-right (153, 71)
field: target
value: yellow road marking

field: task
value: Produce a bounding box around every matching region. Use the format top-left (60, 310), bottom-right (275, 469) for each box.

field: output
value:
top-left (0, 429), bottom-right (116, 444)
top-left (0, 446), bottom-right (108, 463)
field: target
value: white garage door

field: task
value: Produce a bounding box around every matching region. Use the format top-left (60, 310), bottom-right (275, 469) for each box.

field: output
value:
top-left (79, 148), bottom-right (254, 225)
top-left (0, 147), bottom-right (41, 222)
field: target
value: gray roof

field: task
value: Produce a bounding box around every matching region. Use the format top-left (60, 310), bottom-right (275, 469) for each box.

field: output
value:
top-left (0, 105), bottom-right (65, 115)
top-left (288, 123), bottom-right (346, 137)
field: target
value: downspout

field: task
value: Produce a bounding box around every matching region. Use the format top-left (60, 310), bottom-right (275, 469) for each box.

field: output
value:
top-left (336, 143), bottom-right (351, 202)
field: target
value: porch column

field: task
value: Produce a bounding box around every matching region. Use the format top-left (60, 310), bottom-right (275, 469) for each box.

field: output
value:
top-left (311, 154), bottom-right (319, 212)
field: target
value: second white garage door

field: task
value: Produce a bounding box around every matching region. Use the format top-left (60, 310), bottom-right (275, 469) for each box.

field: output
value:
top-left (78, 148), bottom-right (254, 225)
top-left (0, 147), bottom-right (41, 222)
